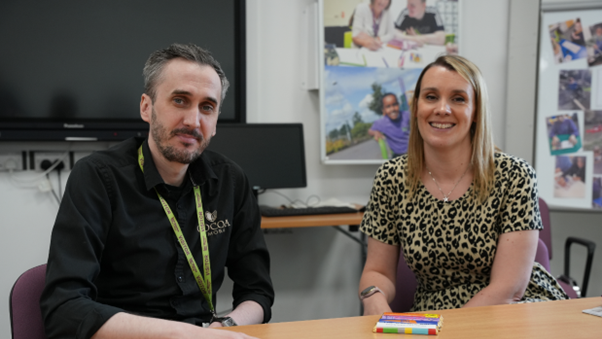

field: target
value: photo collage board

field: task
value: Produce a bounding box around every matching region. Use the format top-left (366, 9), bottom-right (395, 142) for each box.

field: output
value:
top-left (319, 0), bottom-right (460, 164)
top-left (535, 7), bottom-right (602, 210)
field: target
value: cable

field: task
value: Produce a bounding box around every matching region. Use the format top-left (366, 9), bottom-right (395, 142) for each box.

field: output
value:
top-left (261, 190), bottom-right (322, 208)
top-left (58, 169), bottom-right (62, 199)
top-left (45, 173), bottom-right (61, 204)
top-left (9, 152), bottom-right (69, 187)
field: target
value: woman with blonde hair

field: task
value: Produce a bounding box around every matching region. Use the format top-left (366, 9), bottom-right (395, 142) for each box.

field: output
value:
top-left (358, 55), bottom-right (568, 314)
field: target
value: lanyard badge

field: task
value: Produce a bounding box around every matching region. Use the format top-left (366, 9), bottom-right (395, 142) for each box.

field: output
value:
top-left (138, 146), bottom-right (215, 314)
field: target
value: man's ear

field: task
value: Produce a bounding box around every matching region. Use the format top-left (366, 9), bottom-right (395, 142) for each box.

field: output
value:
top-left (140, 94), bottom-right (152, 123)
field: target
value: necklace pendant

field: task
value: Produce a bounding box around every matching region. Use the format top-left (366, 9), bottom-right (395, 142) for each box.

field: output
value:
top-left (443, 197), bottom-right (449, 202)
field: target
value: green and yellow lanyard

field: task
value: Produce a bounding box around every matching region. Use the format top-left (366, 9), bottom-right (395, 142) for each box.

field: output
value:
top-left (137, 146), bottom-right (216, 317)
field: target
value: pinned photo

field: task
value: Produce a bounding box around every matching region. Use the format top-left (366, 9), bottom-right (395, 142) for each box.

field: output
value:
top-left (549, 18), bottom-right (588, 64)
top-left (323, 66), bottom-right (421, 161)
top-left (593, 177), bottom-right (602, 208)
top-left (583, 110), bottom-right (602, 175)
top-left (586, 22), bottom-right (602, 67)
top-left (546, 113), bottom-right (581, 155)
top-left (554, 155), bottom-right (587, 198)
top-left (558, 70), bottom-right (591, 111)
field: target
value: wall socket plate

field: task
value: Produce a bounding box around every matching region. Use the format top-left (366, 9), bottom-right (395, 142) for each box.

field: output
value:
top-left (31, 151), bottom-right (70, 171)
top-left (0, 152), bottom-right (25, 171)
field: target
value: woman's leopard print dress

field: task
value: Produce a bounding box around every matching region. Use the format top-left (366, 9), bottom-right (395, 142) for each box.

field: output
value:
top-left (360, 153), bottom-right (568, 311)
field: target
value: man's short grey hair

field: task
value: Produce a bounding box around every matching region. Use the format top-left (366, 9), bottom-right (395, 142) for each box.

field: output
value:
top-left (143, 43), bottom-right (230, 105)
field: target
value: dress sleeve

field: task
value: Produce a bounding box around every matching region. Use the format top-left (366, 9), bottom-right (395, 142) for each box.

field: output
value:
top-left (360, 161), bottom-right (402, 245)
top-left (499, 156), bottom-right (543, 234)
top-left (40, 158), bottom-right (123, 339)
top-left (225, 167), bottom-right (274, 323)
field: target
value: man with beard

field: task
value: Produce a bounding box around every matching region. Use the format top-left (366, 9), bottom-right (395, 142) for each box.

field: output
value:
top-left (368, 93), bottom-right (411, 158)
top-left (41, 43), bottom-right (274, 339)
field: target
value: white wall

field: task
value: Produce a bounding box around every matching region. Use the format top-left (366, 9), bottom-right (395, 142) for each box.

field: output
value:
top-left (0, 1), bottom-right (600, 338)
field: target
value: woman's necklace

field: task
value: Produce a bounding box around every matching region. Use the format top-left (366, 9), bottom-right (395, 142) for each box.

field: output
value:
top-left (426, 166), bottom-right (470, 202)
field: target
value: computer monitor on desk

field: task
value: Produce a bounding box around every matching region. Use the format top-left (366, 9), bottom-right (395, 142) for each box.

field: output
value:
top-left (206, 123), bottom-right (307, 196)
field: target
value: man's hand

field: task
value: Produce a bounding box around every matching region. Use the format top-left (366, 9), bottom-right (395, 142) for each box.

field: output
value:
top-left (209, 322), bottom-right (223, 328)
top-left (91, 312), bottom-right (260, 339)
top-left (205, 328), bottom-right (258, 339)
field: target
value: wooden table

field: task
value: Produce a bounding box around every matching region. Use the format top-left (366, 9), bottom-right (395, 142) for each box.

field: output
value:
top-left (224, 297), bottom-right (602, 338)
top-left (260, 212), bottom-right (364, 229)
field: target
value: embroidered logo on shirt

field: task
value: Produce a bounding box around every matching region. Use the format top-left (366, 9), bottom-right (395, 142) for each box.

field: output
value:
top-left (205, 210), bottom-right (217, 222)
top-left (198, 210), bottom-right (232, 236)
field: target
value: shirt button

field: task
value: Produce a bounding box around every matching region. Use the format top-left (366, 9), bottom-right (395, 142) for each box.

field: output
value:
top-left (177, 276), bottom-right (184, 283)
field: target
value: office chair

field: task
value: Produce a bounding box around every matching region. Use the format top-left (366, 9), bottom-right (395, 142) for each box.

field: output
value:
top-left (388, 244), bottom-right (418, 312)
top-left (538, 198), bottom-right (596, 297)
top-left (9, 264), bottom-right (48, 339)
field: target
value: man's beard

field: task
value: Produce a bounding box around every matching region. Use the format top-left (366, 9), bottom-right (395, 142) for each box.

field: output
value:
top-left (150, 108), bottom-right (211, 164)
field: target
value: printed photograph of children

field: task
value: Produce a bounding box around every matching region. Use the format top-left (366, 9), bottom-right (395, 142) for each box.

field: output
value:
top-left (322, 0), bottom-right (459, 69)
top-left (549, 17), bottom-right (588, 64)
top-left (586, 22), bottom-right (602, 67)
top-left (554, 155), bottom-right (587, 198)
top-left (546, 113), bottom-right (581, 155)
top-left (323, 65), bottom-right (421, 161)
top-left (558, 70), bottom-right (591, 111)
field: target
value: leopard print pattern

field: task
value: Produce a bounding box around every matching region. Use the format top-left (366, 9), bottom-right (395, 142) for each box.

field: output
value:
top-left (361, 153), bottom-right (568, 311)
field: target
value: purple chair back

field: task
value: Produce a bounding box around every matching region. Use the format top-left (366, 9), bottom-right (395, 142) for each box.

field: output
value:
top-left (388, 245), bottom-right (418, 312)
top-left (10, 264), bottom-right (48, 339)
top-left (535, 238), bottom-right (551, 271)
top-left (538, 198), bottom-right (553, 260)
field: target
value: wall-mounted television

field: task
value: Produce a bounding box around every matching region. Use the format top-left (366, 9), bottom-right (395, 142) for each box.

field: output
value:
top-left (0, 0), bottom-right (246, 141)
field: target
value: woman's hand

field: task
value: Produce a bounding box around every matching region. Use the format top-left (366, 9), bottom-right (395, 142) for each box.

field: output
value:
top-left (359, 237), bottom-right (400, 315)
top-left (362, 292), bottom-right (392, 316)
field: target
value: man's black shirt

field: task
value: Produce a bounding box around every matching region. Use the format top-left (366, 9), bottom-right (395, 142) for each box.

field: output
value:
top-left (395, 7), bottom-right (445, 34)
top-left (41, 138), bottom-right (274, 338)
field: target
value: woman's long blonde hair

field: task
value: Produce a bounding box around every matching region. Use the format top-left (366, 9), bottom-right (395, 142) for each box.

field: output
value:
top-left (406, 55), bottom-right (496, 203)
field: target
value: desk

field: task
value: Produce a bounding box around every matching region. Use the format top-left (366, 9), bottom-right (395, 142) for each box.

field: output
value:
top-left (260, 212), bottom-right (364, 229)
top-left (224, 297), bottom-right (601, 339)
top-left (261, 212), bottom-right (366, 250)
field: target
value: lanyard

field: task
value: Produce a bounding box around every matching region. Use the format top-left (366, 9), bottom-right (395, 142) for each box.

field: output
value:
top-left (137, 146), bottom-right (215, 314)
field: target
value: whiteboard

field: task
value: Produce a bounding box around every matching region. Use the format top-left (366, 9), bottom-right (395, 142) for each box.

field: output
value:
top-left (535, 6), bottom-right (602, 210)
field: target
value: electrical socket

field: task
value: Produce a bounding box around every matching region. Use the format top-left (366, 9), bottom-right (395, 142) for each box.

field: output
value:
top-left (32, 151), bottom-right (70, 172)
top-left (0, 152), bottom-right (24, 171)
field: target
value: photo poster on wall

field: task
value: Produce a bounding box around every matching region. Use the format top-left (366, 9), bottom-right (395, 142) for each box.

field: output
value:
top-left (535, 7), bottom-right (602, 210)
top-left (319, 0), bottom-right (460, 164)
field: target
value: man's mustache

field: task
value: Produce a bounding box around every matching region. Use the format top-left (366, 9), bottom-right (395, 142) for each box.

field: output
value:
top-left (171, 128), bottom-right (203, 140)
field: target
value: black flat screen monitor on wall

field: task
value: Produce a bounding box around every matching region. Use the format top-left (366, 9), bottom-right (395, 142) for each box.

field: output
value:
top-left (0, 0), bottom-right (246, 141)
top-left (206, 123), bottom-right (307, 194)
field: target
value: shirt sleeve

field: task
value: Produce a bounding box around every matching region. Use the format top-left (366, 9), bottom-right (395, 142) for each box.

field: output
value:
top-left (351, 3), bottom-right (372, 38)
top-left (225, 167), bottom-right (274, 323)
top-left (568, 119), bottom-right (579, 137)
top-left (394, 9), bottom-right (409, 30)
top-left (548, 121), bottom-right (558, 139)
top-left (360, 161), bottom-right (402, 245)
top-left (499, 156), bottom-right (543, 234)
top-left (40, 158), bottom-right (123, 339)
top-left (378, 9), bottom-right (395, 43)
top-left (431, 10), bottom-right (445, 32)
